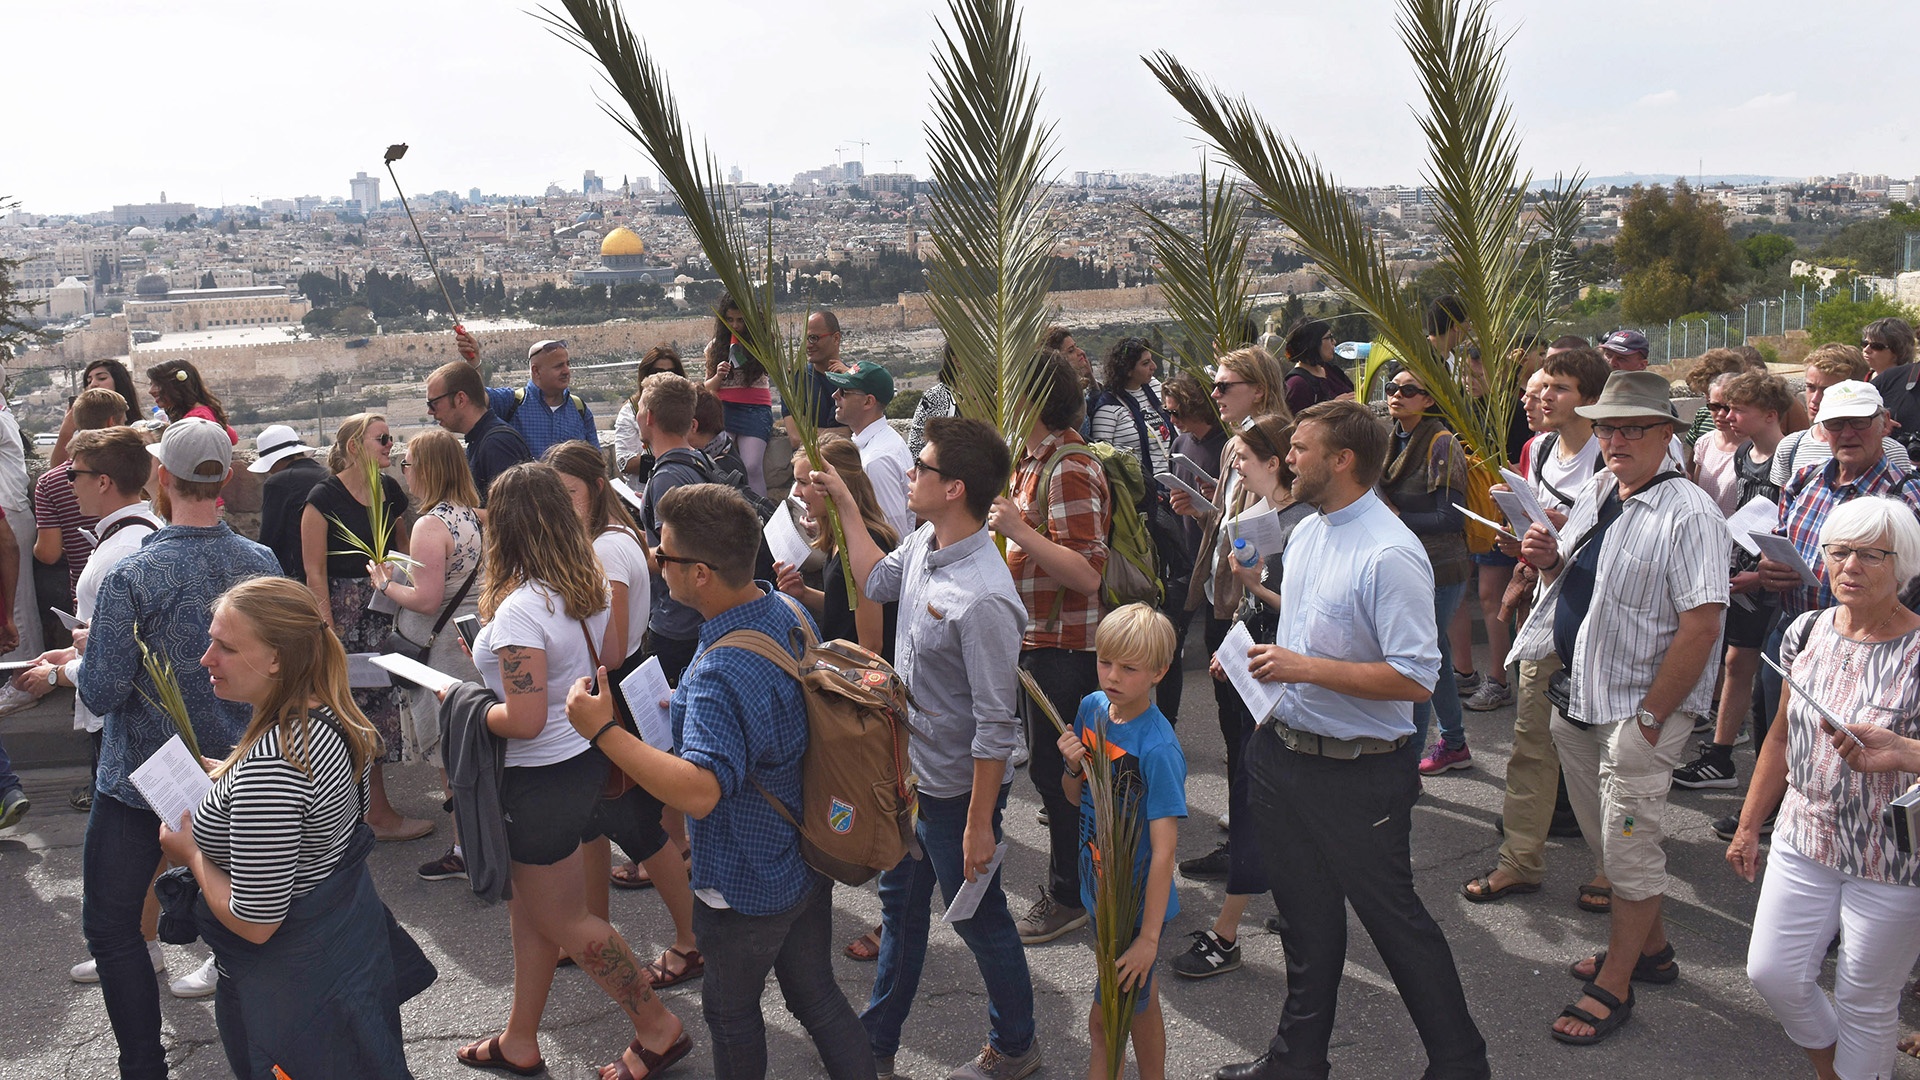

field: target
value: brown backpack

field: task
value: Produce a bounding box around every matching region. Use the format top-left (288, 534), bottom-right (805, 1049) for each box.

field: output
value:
top-left (713, 593), bottom-right (919, 886)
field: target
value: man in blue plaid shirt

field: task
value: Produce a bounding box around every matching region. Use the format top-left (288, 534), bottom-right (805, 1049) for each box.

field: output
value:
top-left (567, 482), bottom-right (877, 1080)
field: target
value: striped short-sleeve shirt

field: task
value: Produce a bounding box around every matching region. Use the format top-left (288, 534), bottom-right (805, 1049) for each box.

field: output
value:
top-left (33, 466), bottom-right (98, 596)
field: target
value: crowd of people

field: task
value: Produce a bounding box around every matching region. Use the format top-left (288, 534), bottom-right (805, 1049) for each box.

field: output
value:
top-left (9, 304), bottom-right (1920, 1080)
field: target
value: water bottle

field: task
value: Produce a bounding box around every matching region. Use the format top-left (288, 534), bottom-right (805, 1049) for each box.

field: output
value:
top-left (1232, 537), bottom-right (1260, 569)
top-left (1334, 341), bottom-right (1371, 361)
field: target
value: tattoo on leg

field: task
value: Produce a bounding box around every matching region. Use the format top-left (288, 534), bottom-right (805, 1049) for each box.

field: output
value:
top-left (578, 936), bottom-right (657, 1017)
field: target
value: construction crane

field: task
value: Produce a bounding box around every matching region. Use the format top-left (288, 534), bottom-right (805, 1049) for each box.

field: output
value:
top-left (846, 139), bottom-right (871, 167)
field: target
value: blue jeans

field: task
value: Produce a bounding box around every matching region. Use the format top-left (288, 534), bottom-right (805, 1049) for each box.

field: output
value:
top-left (0, 732), bottom-right (18, 793)
top-left (693, 875), bottom-right (877, 1080)
top-left (83, 792), bottom-right (168, 1080)
top-left (862, 785), bottom-right (1035, 1060)
top-left (1416, 580), bottom-right (1469, 751)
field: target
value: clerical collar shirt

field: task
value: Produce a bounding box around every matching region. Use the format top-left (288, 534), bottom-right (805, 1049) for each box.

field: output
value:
top-left (1267, 490), bottom-right (1440, 741)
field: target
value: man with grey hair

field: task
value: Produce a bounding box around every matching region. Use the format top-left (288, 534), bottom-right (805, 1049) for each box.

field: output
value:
top-left (1510, 370), bottom-right (1729, 1045)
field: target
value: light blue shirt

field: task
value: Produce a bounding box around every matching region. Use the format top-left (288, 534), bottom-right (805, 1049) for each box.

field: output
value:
top-left (1269, 490), bottom-right (1440, 741)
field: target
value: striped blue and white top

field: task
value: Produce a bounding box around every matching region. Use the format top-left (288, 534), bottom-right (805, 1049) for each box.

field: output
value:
top-left (192, 708), bottom-right (367, 925)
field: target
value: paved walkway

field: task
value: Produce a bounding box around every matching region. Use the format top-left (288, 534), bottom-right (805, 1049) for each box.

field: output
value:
top-left (4, 664), bottom-right (1917, 1079)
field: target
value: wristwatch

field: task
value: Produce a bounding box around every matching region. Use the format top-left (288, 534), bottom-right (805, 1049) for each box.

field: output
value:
top-left (1634, 707), bottom-right (1661, 730)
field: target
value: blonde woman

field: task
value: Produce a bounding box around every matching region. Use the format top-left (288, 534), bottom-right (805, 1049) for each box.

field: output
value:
top-left (371, 429), bottom-right (484, 880)
top-left (158, 578), bottom-right (429, 1077)
top-left (300, 414), bottom-right (425, 841)
top-left (776, 436), bottom-right (900, 658)
top-left (456, 463), bottom-right (690, 1080)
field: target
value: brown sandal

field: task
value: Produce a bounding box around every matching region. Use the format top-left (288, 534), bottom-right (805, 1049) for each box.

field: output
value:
top-left (457, 1034), bottom-right (546, 1077)
top-left (603, 1031), bottom-right (692, 1079)
top-left (844, 926), bottom-right (882, 962)
top-left (642, 947), bottom-right (704, 989)
top-left (611, 862), bottom-right (653, 890)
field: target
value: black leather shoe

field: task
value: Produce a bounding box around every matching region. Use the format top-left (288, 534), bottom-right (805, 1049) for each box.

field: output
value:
top-left (1215, 1053), bottom-right (1311, 1080)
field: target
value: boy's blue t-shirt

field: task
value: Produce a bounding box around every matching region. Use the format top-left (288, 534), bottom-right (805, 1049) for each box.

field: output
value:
top-left (1073, 691), bottom-right (1188, 921)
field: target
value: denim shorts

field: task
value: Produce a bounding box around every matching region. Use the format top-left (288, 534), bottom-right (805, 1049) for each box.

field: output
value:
top-left (723, 401), bottom-right (774, 441)
top-left (1472, 550), bottom-right (1518, 568)
top-left (500, 748), bottom-right (669, 866)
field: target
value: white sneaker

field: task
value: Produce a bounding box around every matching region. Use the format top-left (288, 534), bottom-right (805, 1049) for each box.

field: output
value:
top-left (0, 684), bottom-right (37, 718)
top-left (1217, 811), bottom-right (1230, 831)
top-left (170, 956), bottom-right (218, 998)
top-left (72, 940), bottom-right (166, 984)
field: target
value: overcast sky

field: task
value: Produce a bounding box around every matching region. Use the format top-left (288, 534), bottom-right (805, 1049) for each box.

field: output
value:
top-left (11, 0), bottom-right (1916, 215)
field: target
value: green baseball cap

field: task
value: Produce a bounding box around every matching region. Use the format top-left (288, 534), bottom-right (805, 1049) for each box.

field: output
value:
top-left (824, 360), bottom-right (895, 404)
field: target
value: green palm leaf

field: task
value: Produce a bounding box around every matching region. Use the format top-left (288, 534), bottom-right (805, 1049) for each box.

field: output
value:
top-left (1083, 710), bottom-right (1146, 1077)
top-left (540, 0), bottom-right (856, 600)
top-left (1147, 0), bottom-right (1571, 470)
top-left (924, 0), bottom-right (1062, 464)
top-left (1137, 165), bottom-right (1255, 426)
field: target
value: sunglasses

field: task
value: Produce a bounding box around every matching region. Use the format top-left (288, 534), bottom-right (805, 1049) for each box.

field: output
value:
top-left (1385, 383), bottom-right (1430, 398)
top-left (655, 551), bottom-right (708, 569)
top-left (426, 391), bottom-right (454, 411)
top-left (64, 465), bottom-right (106, 482)
top-left (531, 340), bottom-right (568, 358)
top-left (910, 456), bottom-right (958, 480)
top-left (1862, 341), bottom-right (1890, 352)
top-left (1211, 379), bottom-right (1250, 395)
top-left (1706, 402), bottom-right (1731, 414)
top-left (371, 433), bottom-right (393, 446)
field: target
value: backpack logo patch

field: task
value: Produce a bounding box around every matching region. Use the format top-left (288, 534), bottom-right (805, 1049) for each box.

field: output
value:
top-left (828, 798), bottom-right (856, 834)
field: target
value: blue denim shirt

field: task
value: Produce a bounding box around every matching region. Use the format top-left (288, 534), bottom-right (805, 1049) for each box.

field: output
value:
top-left (672, 585), bottom-right (817, 916)
top-left (80, 523), bottom-right (283, 811)
top-left (486, 381), bottom-right (599, 460)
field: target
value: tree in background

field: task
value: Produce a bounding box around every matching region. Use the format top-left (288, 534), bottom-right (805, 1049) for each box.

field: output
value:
top-left (1614, 181), bottom-right (1738, 322)
top-left (0, 197), bottom-right (42, 355)
top-left (1805, 293), bottom-right (1920, 350)
top-left (1815, 203), bottom-right (1920, 276)
top-left (1742, 232), bottom-right (1796, 274)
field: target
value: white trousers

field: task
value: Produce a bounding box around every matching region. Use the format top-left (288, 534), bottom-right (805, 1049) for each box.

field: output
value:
top-left (1748, 839), bottom-right (1920, 1080)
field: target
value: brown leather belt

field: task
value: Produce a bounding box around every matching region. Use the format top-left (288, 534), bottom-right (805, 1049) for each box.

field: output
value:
top-left (1270, 719), bottom-right (1408, 760)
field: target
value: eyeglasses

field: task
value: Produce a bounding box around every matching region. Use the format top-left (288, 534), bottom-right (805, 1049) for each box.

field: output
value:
top-left (1862, 341), bottom-right (1890, 352)
top-left (1591, 422), bottom-right (1667, 441)
top-left (1385, 383), bottom-right (1430, 398)
top-left (530, 340), bottom-right (567, 358)
top-left (63, 465), bottom-right (105, 482)
top-left (1820, 416), bottom-right (1877, 433)
top-left (1211, 379), bottom-right (1250, 395)
top-left (805, 333), bottom-right (836, 344)
top-left (910, 456), bottom-right (957, 480)
top-left (426, 391), bottom-right (454, 411)
top-left (1706, 402), bottom-right (1731, 414)
top-left (1822, 544), bottom-right (1895, 567)
top-left (655, 551), bottom-right (708, 569)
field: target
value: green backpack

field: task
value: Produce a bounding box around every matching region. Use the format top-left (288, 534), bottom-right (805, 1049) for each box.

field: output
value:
top-left (1034, 441), bottom-right (1162, 611)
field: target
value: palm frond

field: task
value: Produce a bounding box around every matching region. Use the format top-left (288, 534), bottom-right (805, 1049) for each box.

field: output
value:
top-left (924, 0), bottom-right (1062, 462)
top-left (1146, 0), bottom-right (1564, 469)
top-left (541, 0), bottom-right (855, 599)
top-left (1137, 165), bottom-right (1254, 426)
top-left (1083, 709), bottom-right (1146, 1077)
top-left (1535, 172), bottom-right (1589, 321)
top-left (134, 625), bottom-right (199, 761)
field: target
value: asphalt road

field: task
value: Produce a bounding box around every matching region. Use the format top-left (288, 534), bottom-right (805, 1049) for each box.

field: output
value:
top-left (5, 661), bottom-right (1918, 1080)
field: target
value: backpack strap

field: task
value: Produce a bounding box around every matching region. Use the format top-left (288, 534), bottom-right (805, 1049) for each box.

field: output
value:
top-left (709, 591), bottom-right (816, 828)
top-left (507, 386), bottom-right (589, 422)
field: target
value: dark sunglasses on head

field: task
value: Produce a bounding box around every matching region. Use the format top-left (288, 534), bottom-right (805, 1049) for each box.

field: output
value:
top-left (531, 340), bottom-right (568, 358)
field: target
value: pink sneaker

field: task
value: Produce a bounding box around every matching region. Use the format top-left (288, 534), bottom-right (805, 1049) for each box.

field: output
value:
top-left (1418, 741), bottom-right (1472, 775)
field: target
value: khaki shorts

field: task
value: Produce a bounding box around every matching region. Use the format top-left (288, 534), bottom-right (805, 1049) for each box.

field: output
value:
top-left (1553, 710), bottom-right (1695, 902)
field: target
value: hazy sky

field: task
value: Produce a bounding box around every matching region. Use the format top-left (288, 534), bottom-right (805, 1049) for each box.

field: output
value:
top-left (10, 0), bottom-right (1916, 215)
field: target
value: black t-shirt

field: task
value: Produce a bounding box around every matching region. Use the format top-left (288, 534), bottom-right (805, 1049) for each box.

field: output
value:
top-left (1874, 363), bottom-right (1920, 453)
top-left (464, 410), bottom-right (532, 504)
top-left (305, 473), bottom-right (410, 581)
top-left (258, 456), bottom-right (329, 580)
top-left (820, 526), bottom-right (899, 663)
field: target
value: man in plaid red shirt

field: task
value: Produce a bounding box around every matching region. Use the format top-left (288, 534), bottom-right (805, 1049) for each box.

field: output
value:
top-left (988, 350), bottom-right (1112, 945)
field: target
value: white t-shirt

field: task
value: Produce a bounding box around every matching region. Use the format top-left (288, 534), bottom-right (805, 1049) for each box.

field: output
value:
top-left (474, 581), bottom-right (612, 768)
top-left (593, 526), bottom-right (651, 665)
top-left (66, 502), bottom-right (162, 732)
top-left (1527, 431), bottom-right (1604, 511)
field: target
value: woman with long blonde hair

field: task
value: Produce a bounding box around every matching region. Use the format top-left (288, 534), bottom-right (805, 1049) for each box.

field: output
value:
top-left (300, 413), bottom-right (423, 840)
top-left (457, 463), bottom-right (691, 1080)
top-left (158, 577), bottom-right (429, 1077)
top-left (371, 428), bottom-right (484, 880)
top-left (777, 435), bottom-right (900, 659)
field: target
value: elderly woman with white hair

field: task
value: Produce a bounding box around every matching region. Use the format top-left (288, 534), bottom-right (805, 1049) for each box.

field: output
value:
top-left (1727, 494), bottom-right (1920, 1080)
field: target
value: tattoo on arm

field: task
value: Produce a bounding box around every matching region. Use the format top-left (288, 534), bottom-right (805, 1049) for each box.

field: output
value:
top-left (498, 645), bottom-right (543, 697)
top-left (577, 935), bottom-right (658, 1018)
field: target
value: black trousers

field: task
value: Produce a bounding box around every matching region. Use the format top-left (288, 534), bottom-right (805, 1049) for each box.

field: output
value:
top-left (1247, 727), bottom-right (1490, 1080)
top-left (1020, 646), bottom-right (1099, 908)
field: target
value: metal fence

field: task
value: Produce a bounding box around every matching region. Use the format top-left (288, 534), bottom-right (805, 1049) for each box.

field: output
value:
top-left (1638, 277), bottom-right (1889, 364)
